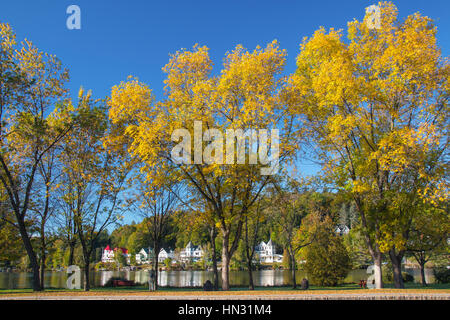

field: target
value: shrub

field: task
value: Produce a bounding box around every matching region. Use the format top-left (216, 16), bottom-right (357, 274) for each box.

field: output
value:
top-left (402, 272), bottom-right (414, 283)
top-left (95, 261), bottom-right (118, 270)
top-left (272, 262), bottom-right (281, 270)
top-left (164, 258), bottom-right (172, 269)
top-left (433, 267), bottom-right (450, 284)
top-left (304, 226), bottom-right (351, 287)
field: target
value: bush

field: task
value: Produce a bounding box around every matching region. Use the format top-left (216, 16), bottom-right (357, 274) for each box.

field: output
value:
top-left (402, 272), bottom-right (414, 283)
top-left (164, 258), bottom-right (172, 269)
top-left (433, 267), bottom-right (450, 284)
top-left (304, 226), bottom-right (351, 287)
top-left (95, 261), bottom-right (118, 270)
top-left (272, 262), bottom-right (282, 270)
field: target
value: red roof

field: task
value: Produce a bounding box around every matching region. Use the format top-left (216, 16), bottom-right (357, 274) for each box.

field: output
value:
top-left (114, 247), bottom-right (128, 254)
top-left (104, 246), bottom-right (128, 254)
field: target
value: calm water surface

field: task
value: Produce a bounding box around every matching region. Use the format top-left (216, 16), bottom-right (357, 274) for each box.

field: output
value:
top-left (0, 268), bottom-right (435, 289)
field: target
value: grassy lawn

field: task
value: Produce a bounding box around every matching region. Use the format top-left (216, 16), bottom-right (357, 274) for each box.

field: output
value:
top-left (1, 283), bottom-right (449, 296)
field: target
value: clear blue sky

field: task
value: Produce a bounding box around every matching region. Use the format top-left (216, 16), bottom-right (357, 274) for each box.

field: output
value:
top-left (2, 0), bottom-right (448, 227)
top-left (1, 0), bottom-right (448, 102)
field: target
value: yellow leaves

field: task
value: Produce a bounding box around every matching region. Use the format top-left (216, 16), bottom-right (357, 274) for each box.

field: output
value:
top-left (1, 24), bottom-right (69, 105)
top-left (108, 77), bottom-right (153, 125)
top-left (162, 44), bottom-right (212, 100)
top-left (108, 39), bottom-right (295, 191)
top-left (217, 40), bottom-right (286, 126)
top-left (368, 124), bottom-right (440, 175)
top-left (347, 1), bottom-right (441, 104)
top-left (291, 26), bottom-right (361, 112)
top-left (378, 228), bottom-right (407, 253)
top-left (352, 180), bottom-right (370, 194)
top-left (291, 1), bottom-right (447, 188)
top-left (287, 1), bottom-right (449, 255)
top-left (326, 113), bottom-right (358, 144)
top-left (0, 23), bottom-right (16, 50)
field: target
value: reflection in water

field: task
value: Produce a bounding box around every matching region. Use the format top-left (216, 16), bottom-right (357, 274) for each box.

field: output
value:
top-left (0, 268), bottom-right (435, 289)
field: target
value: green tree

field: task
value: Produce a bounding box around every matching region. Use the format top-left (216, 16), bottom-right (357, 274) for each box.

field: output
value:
top-left (0, 210), bottom-right (25, 265)
top-left (51, 240), bottom-right (65, 269)
top-left (342, 227), bottom-right (372, 269)
top-left (407, 205), bottom-right (449, 286)
top-left (164, 258), bottom-right (172, 269)
top-left (114, 249), bottom-right (127, 267)
top-left (267, 183), bottom-right (309, 289)
top-left (304, 218), bottom-right (351, 287)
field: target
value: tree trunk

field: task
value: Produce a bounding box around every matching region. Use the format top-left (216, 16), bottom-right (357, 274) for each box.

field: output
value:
top-left (389, 250), bottom-right (405, 289)
top-left (83, 261), bottom-right (90, 291)
top-left (210, 228), bottom-right (219, 290)
top-left (154, 255), bottom-right (159, 291)
top-left (68, 241), bottom-right (75, 266)
top-left (40, 250), bottom-right (46, 289)
top-left (419, 261), bottom-right (427, 286)
top-left (17, 219), bottom-right (42, 291)
top-left (355, 198), bottom-right (383, 289)
top-left (244, 217), bottom-right (255, 291)
top-left (391, 261), bottom-right (404, 289)
top-left (247, 260), bottom-right (254, 290)
top-left (290, 252), bottom-right (297, 289)
top-left (212, 258), bottom-right (219, 291)
top-left (220, 222), bottom-right (242, 291)
top-left (40, 228), bottom-right (46, 289)
top-left (221, 239), bottom-right (230, 291)
top-left (373, 254), bottom-right (383, 289)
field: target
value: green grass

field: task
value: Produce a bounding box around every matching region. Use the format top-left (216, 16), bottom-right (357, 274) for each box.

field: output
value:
top-left (0, 282), bottom-right (448, 295)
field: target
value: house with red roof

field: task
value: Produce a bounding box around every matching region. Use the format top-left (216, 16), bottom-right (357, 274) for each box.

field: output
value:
top-left (101, 245), bottom-right (130, 264)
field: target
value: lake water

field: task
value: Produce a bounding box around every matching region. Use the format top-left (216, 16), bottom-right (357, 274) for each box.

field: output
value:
top-left (0, 268), bottom-right (435, 289)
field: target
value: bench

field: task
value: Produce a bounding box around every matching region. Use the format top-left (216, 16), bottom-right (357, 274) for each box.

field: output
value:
top-left (358, 280), bottom-right (367, 288)
top-left (112, 280), bottom-right (135, 287)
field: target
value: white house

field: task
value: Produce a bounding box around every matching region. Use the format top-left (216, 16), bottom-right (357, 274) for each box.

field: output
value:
top-left (254, 239), bottom-right (283, 263)
top-left (135, 248), bottom-right (152, 264)
top-left (101, 245), bottom-right (130, 264)
top-left (135, 247), bottom-right (175, 264)
top-left (180, 241), bottom-right (204, 262)
top-left (158, 248), bottom-right (175, 263)
top-left (335, 225), bottom-right (350, 235)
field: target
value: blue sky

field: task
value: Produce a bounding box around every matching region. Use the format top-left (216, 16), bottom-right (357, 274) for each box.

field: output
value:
top-left (2, 0), bottom-right (448, 102)
top-left (1, 0), bottom-right (448, 227)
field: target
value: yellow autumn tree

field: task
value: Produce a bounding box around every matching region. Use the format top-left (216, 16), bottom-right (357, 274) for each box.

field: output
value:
top-left (107, 41), bottom-right (298, 290)
top-left (58, 88), bottom-right (133, 291)
top-left (286, 1), bottom-right (449, 288)
top-left (0, 23), bottom-right (70, 291)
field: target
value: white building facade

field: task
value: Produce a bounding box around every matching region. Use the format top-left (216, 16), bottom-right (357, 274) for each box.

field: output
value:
top-left (254, 240), bottom-right (283, 263)
top-left (135, 247), bottom-right (175, 264)
top-left (101, 245), bottom-right (130, 264)
top-left (180, 241), bottom-right (204, 262)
